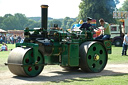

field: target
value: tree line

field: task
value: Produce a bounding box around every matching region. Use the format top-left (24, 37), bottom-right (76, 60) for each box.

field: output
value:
top-left (0, 13), bottom-right (77, 30)
top-left (0, 13), bottom-right (40, 30)
top-left (119, 0), bottom-right (128, 11)
top-left (78, 0), bottom-right (120, 26)
top-left (1, 0), bottom-right (127, 31)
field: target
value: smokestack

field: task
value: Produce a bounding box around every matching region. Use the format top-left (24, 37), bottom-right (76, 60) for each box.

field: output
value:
top-left (41, 5), bottom-right (48, 30)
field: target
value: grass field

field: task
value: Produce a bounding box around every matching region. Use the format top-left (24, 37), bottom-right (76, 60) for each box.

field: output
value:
top-left (108, 46), bottom-right (128, 64)
top-left (26, 74), bottom-right (128, 85)
top-left (0, 44), bottom-right (15, 71)
top-left (1, 44), bottom-right (128, 85)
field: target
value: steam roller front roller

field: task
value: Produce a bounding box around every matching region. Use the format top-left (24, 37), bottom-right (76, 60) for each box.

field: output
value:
top-left (79, 41), bottom-right (108, 73)
top-left (7, 47), bottom-right (44, 77)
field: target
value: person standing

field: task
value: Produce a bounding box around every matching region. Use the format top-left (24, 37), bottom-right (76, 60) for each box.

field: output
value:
top-left (10, 35), bottom-right (13, 44)
top-left (122, 33), bottom-right (128, 56)
top-left (0, 36), bottom-right (2, 44)
top-left (2, 35), bottom-right (5, 43)
top-left (17, 36), bottom-right (21, 43)
top-left (95, 18), bottom-right (111, 40)
top-left (14, 35), bottom-right (17, 43)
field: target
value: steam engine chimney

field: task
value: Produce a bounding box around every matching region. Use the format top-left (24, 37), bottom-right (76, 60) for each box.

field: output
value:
top-left (41, 5), bottom-right (48, 30)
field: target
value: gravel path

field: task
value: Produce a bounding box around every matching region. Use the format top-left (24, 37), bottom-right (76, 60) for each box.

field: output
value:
top-left (0, 64), bottom-right (128, 85)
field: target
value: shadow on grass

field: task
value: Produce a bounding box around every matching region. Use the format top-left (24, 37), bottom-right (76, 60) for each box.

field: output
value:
top-left (12, 69), bottom-right (128, 83)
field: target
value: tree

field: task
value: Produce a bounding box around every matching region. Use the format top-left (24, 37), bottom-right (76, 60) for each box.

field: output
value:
top-left (53, 19), bottom-right (62, 27)
top-left (3, 15), bottom-right (20, 30)
top-left (0, 17), bottom-right (4, 23)
top-left (48, 20), bottom-right (53, 28)
top-left (120, 0), bottom-right (128, 11)
top-left (61, 17), bottom-right (70, 29)
top-left (14, 13), bottom-right (28, 29)
top-left (78, 0), bottom-right (120, 26)
top-left (4, 14), bottom-right (13, 18)
top-left (61, 17), bottom-right (74, 30)
top-left (66, 19), bottom-right (74, 28)
top-left (25, 19), bottom-right (41, 29)
top-left (48, 19), bottom-right (62, 29)
top-left (0, 13), bottom-right (76, 30)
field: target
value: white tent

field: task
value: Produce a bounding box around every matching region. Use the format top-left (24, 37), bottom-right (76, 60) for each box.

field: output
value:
top-left (0, 29), bottom-right (7, 33)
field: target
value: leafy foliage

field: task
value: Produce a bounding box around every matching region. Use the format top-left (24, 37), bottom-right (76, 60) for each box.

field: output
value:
top-left (61, 17), bottom-right (75, 30)
top-left (119, 0), bottom-right (128, 11)
top-left (0, 13), bottom-right (41, 30)
top-left (48, 19), bottom-right (62, 28)
top-left (0, 13), bottom-right (76, 30)
top-left (78, 0), bottom-right (119, 26)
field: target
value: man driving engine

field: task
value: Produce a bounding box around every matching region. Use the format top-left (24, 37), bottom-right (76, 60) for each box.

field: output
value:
top-left (79, 17), bottom-right (92, 31)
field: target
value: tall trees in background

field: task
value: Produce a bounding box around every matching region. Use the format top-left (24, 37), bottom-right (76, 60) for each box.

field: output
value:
top-left (0, 13), bottom-right (75, 30)
top-left (78, 0), bottom-right (120, 26)
top-left (48, 19), bottom-right (62, 28)
top-left (61, 17), bottom-right (74, 30)
top-left (0, 13), bottom-right (41, 30)
top-left (0, 0), bottom-right (122, 30)
top-left (119, 0), bottom-right (128, 11)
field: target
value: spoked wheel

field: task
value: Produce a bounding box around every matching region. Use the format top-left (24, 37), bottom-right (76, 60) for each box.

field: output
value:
top-left (79, 41), bottom-right (108, 73)
top-left (7, 47), bottom-right (44, 77)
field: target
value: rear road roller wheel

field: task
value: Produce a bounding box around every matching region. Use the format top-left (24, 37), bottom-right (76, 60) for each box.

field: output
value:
top-left (8, 47), bottom-right (44, 77)
top-left (79, 41), bottom-right (108, 73)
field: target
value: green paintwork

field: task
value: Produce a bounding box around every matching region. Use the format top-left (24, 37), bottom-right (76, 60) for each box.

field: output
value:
top-left (61, 44), bottom-right (68, 66)
top-left (23, 49), bottom-right (44, 76)
top-left (14, 28), bottom-right (111, 69)
top-left (86, 43), bottom-right (107, 72)
top-left (104, 40), bottom-right (112, 54)
top-left (7, 27), bottom-right (112, 76)
top-left (68, 43), bottom-right (79, 66)
top-left (16, 29), bottom-right (111, 66)
top-left (61, 42), bottom-right (79, 66)
top-left (6, 5), bottom-right (112, 77)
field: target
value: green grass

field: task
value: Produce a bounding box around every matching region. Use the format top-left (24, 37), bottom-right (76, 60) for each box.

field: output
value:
top-left (108, 46), bottom-right (128, 64)
top-left (7, 44), bottom-right (15, 50)
top-left (0, 44), bottom-right (15, 72)
top-left (0, 51), bottom-right (10, 71)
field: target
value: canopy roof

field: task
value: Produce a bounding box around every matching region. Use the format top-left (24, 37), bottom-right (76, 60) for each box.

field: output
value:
top-left (0, 29), bottom-right (7, 33)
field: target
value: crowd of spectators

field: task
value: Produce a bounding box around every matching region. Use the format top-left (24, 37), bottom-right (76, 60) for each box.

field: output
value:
top-left (0, 34), bottom-right (24, 51)
top-left (0, 34), bottom-right (24, 44)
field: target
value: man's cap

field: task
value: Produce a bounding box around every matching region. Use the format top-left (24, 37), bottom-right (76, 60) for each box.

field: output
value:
top-left (87, 17), bottom-right (92, 21)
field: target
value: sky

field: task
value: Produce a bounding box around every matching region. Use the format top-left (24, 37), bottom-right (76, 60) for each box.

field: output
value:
top-left (0, 0), bottom-right (125, 19)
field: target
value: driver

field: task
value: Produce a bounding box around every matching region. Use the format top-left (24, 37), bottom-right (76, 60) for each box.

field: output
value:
top-left (95, 18), bottom-right (111, 40)
top-left (79, 17), bottom-right (92, 31)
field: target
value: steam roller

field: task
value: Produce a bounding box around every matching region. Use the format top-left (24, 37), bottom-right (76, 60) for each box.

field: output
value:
top-left (8, 47), bottom-right (44, 77)
top-left (5, 5), bottom-right (112, 77)
top-left (79, 41), bottom-right (108, 72)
